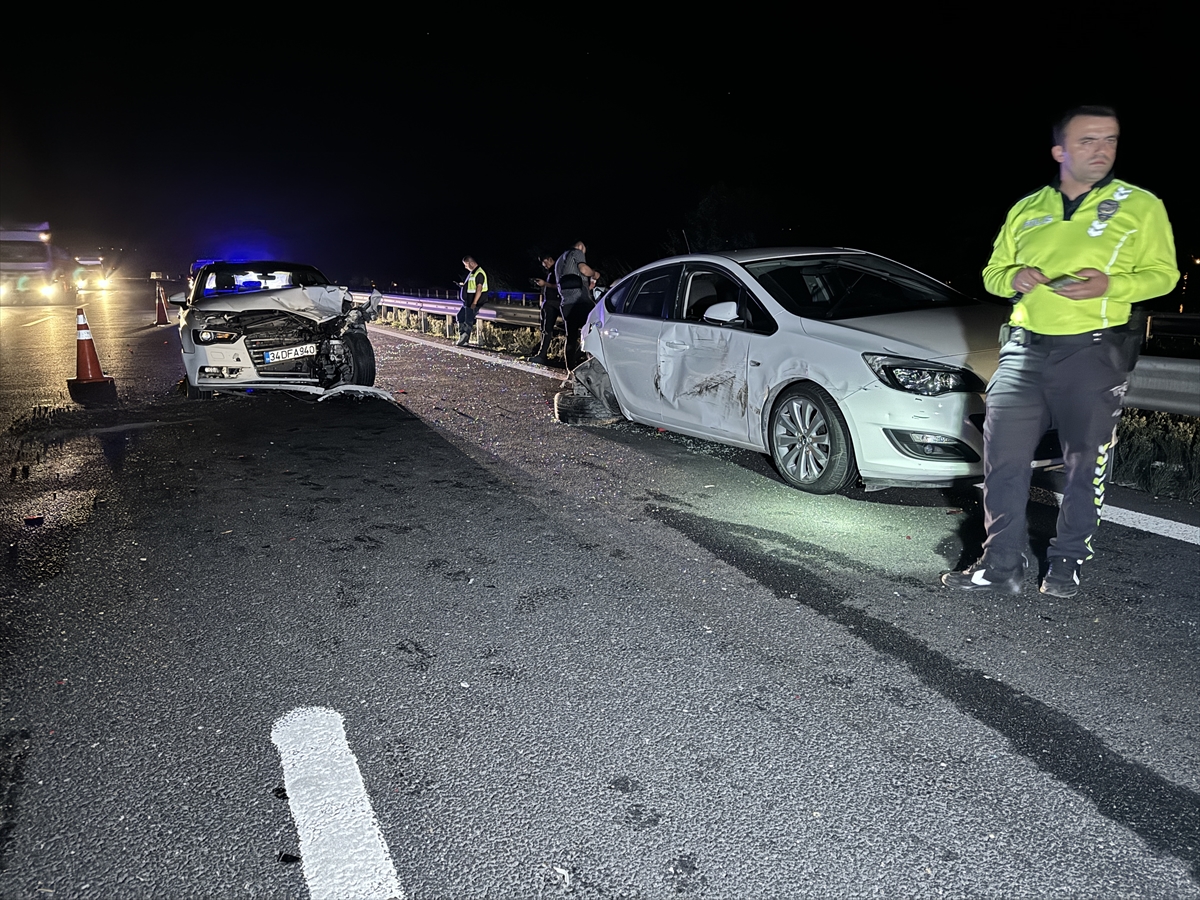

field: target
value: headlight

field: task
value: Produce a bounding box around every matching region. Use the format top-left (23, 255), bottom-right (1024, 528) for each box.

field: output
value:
top-left (97, 279), bottom-right (109, 289)
top-left (39, 284), bottom-right (56, 297)
top-left (76, 279), bottom-right (88, 290)
top-left (194, 328), bottom-right (239, 344)
top-left (863, 354), bottom-right (985, 395)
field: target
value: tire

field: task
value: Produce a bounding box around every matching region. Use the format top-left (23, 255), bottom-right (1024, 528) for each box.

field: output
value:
top-left (554, 390), bottom-right (619, 425)
top-left (768, 383), bottom-right (858, 494)
top-left (185, 376), bottom-right (213, 401)
top-left (343, 331), bottom-right (376, 386)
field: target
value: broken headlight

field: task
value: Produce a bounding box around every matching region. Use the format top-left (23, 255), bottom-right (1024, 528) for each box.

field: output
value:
top-left (194, 328), bottom-right (240, 344)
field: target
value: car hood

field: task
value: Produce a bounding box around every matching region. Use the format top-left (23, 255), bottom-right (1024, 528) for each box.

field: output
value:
top-left (799, 304), bottom-right (1008, 378)
top-left (188, 285), bottom-right (349, 321)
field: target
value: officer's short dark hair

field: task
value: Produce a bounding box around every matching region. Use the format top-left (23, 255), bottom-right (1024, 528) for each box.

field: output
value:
top-left (1053, 106), bottom-right (1119, 146)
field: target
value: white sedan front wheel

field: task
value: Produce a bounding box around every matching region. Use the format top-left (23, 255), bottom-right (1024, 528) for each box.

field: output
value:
top-left (768, 384), bottom-right (858, 494)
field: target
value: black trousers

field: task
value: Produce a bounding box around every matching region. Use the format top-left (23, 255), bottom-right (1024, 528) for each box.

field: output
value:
top-left (537, 296), bottom-right (562, 357)
top-left (981, 330), bottom-right (1129, 568)
top-left (559, 288), bottom-right (594, 369)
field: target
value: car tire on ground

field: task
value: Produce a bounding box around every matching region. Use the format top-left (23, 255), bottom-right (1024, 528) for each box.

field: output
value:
top-left (554, 389), bottom-right (619, 425)
top-left (184, 376), bottom-right (213, 401)
top-left (344, 331), bottom-right (376, 386)
top-left (768, 383), bottom-right (858, 494)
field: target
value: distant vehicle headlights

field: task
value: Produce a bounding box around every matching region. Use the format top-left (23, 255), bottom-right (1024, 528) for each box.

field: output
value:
top-left (863, 354), bottom-right (985, 396)
top-left (194, 328), bottom-right (240, 344)
top-left (97, 278), bottom-right (110, 289)
top-left (39, 284), bottom-right (57, 298)
top-left (76, 279), bottom-right (88, 289)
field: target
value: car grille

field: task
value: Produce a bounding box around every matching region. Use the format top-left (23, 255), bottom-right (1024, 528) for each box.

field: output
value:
top-left (242, 331), bottom-right (314, 376)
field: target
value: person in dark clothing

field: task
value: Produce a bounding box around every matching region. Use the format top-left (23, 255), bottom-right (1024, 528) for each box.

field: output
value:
top-left (529, 255), bottom-right (560, 365)
top-left (554, 241), bottom-right (600, 370)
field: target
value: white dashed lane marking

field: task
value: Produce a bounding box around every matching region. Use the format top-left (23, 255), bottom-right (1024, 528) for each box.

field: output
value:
top-left (271, 707), bottom-right (405, 900)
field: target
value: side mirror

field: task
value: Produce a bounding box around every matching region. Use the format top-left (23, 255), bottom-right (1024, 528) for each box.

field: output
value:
top-left (168, 291), bottom-right (188, 306)
top-left (701, 300), bottom-right (740, 325)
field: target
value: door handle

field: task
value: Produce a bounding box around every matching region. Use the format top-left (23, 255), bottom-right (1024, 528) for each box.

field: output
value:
top-left (749, 359), bottom-right (761, 366)
top-left (664, 341), bottom-right (688, 349)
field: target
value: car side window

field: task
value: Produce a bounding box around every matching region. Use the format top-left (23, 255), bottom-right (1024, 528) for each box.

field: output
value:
top-left (622, 265), bottom-right (681, 319)
top-left (681, 269), bottom-right (743, 321)
top-left (680, 267), bottom-right (778, 336)
top-left (739, 291), bottom-right (778, 335)
top-left (603, 279), bottom-right (633, 314)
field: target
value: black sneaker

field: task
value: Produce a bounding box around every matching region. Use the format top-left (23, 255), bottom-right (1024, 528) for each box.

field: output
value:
top-left (941, 554), bottom-right (1028, 595)
top-left (527, 355), bottom-right (549, 365)
top-left (1040, 556), bottom-right (1082, 598)
top-left (455, 332), bottom-right (471, 346)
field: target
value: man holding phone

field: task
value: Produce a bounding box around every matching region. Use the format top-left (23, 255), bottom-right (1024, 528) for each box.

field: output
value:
top-left (942, 106), bottom-right (1179, 598)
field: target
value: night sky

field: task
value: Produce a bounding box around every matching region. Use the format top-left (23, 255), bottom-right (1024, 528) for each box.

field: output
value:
top-left (3, 28), bottom-right (1193, 302)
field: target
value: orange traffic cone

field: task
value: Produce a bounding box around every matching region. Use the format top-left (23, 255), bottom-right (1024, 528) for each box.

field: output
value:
top-left (67, 308), bottom-right (117, 406)
top-left (155, 283), bottom-right (170, 325)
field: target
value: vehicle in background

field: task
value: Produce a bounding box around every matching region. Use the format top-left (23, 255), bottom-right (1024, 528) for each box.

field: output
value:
top-left (171, 259), bottom-right (383, 400)
top-left (0, 222), bottom-right (76, 303)
top-left (72, 255), bottom-right (113, 290)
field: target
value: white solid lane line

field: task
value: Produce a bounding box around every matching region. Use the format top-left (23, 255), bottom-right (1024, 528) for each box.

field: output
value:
top-left (20, 316), bottom-right (54, 327)
top-left (368, 325), bottom-right (566, 380)
top-left (271, 707), bottom-right (405, 900)
top-left (1031, 487), bottom-right (1200, 546)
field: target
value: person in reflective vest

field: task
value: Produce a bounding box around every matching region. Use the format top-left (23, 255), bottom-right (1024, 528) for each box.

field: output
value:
top-left (456, 256), bottom-right (488, 346)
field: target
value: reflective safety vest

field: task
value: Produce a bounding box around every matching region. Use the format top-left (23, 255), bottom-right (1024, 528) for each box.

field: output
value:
top-left (462, 266), bottom-right (488, 304)
top-left (983, 178), bottom-right (1178, 334)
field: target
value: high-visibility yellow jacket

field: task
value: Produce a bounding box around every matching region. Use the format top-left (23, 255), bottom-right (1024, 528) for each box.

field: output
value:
top-left (983, 177), bottom-right (1178, 334)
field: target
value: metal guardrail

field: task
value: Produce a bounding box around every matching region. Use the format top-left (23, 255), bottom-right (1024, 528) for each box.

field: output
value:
top-left (376, 292), bottom-right (542, 330)
top-left (375, 293), bottom-right (1199, 416)
top-left (1125, 356), bottom-right (1200, 416)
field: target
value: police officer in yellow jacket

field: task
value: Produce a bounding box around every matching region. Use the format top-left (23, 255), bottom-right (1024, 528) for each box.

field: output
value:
top-left (943, 106), bottom-right (1178, 598)
top-left (457, 256), bottom-right (488, 346)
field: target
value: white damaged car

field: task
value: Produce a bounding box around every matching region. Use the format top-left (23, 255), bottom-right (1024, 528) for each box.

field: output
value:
top-left (173, 260), bottom-right (384, 400)
top-left (573, 248), bottom-right (1016, 494)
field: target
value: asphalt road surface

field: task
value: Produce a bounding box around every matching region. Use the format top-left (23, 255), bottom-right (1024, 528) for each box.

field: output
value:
top-left (1, 286), bottom-right (1198, 899)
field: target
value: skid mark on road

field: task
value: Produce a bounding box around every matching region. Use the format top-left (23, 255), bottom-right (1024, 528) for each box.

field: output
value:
top-left (271, 707), bottom-right (404, 900)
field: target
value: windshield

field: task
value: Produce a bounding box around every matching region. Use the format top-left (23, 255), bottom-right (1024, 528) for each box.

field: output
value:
top-left (197, 263), bottom-right (330, 297)
top-left (743, 254), bottom-right (973, 320)
top-left (0, 241), bottom-right (51, 264)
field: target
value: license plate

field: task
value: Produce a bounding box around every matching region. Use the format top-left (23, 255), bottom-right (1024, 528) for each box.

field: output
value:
top-left (264, 344), bottom-right (317, 364)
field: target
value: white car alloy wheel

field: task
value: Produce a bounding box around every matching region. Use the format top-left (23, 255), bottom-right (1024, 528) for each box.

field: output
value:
top-left (769, 384), bottom-right (858, 494)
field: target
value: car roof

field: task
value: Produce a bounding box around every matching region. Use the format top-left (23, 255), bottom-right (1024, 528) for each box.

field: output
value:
top-left (196, 260), bottom-right (321, 271)
top-left (714, 247), bottom-right (867, 263)
top-left (636, 247), bottom-right (871, 269)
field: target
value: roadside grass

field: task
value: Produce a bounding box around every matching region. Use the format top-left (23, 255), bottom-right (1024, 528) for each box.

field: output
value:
top-left (1113, 410), bottom-right (1200, 501)
top-left (380, 312), bottom-right (564, 361)
top-left (376, 312), bottom-right (1200, 499)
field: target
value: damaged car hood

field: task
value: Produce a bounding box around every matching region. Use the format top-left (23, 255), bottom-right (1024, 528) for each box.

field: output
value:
top-left (188, 285), bottom-right (351, 321)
